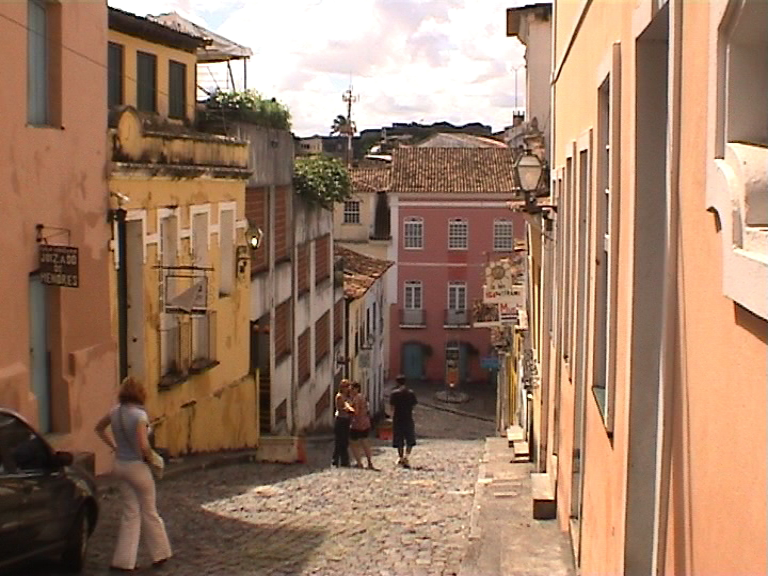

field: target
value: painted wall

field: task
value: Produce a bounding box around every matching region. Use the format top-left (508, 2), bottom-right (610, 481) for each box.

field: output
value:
top-left (389, 195), bottom-right (526, 384)
top-left (0, 1), bottom-right (117, 473)
top-left (108, 29), bottom-right (197, 122)
top-left (549, 0), bottom-right (767, 573)
top-left (108, 175), bottom-right (255, 457)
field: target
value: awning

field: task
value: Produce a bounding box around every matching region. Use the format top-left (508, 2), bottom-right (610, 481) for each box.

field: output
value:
top-left (150, 12), bottom-right (253, 63)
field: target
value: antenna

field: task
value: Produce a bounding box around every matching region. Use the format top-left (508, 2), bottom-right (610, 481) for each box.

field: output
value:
top-left (342, 79), bottom-right (359, 168)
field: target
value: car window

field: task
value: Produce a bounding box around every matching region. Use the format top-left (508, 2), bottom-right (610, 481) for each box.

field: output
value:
top-left (0, 414), bottom-right (52, 474)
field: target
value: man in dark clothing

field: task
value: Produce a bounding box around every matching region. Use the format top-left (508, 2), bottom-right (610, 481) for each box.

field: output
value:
top-left (389, 374), bottom-right (418, 468)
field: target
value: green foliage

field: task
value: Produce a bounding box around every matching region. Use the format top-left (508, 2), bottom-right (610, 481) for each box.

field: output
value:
top-left (203, 89), bottom-right (291, 130)
top-left (293, 155), bottom-right (351, 210)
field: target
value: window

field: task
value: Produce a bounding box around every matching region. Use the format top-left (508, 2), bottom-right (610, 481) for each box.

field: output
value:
top-left (159, 215), bottom-right (180, 376)
top-left (191, 212), bottom-right (211, 363)
top-left (108, 42), bottom-right (124, 109)
top-left (448, 219), bottom-right (468, 250)
top-left (0, 414), bottom-right (52, 474)
top-left (705, 0), bottom-right (768, 319)
top-left (447, 282), bottom-right (467, 310)
top-left (343, 200), bottom-right (361, 224)
top-left (168, 60), bottom-right (187, 120)
top-left (136, 51), bottom-right (157, 113)
top-left (403, 217), bottom-right (424, 249)
top-left (27, 0), bottom-right (49, 125)
top-left (219, 209), bottom-right (235, 296)
top-left (593, 51), bottom-right (620, 431)
top-left (493, 220), bottom-right (514, 251)
top-left (404, 281), bottom-right (423, 309)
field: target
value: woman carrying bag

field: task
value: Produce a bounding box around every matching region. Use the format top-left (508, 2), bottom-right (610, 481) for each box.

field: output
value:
top-left (95, 377), bottom-right (172, 572)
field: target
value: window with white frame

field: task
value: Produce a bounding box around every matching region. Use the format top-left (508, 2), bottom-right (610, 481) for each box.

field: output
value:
top-left (160, 215), bottom-right (179, 376)
top-left (448, 219), bottom-right (468, 250)
top-left (404, 281), bottom-right (423, 309)
top-left (706, 0), bottom-right (768, 319)
top-left (447, 282), bottom-right (467, 310)
top-left (403, 217), bottom-right (424, 249)
top-left (593, 48), bottom-right (620, 431)
top-left (493, 220), bottom-right (514, 251)
top-left (343, 200), bottom-right (361, 224)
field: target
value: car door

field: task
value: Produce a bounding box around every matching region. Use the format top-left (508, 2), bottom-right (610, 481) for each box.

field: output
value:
top-left (4, 416), bottom-right (71, 556)
top-left (0, 414), bottom-right (27, 567)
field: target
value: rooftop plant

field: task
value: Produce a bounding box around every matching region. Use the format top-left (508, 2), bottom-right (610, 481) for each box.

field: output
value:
top-left (293, 155), bottom-right (351, 210)
top-left (202, 89), bottom-right (291, 130)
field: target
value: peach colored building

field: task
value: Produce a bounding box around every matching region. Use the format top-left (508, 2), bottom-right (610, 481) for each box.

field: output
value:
top-left (515, 0), bottom-right (767, 573)
top-left (0, 1), bottom-right (116, 471)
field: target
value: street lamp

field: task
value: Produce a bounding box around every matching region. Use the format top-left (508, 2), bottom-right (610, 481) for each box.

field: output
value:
top-left (514, 151), bottom-right (543, 194)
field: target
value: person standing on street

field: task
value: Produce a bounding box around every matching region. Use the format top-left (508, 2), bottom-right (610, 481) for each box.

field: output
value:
top-left (349, 381), bottom-right (375, 469)
top-left (331, 379), bottom-right (355, 467)
top-left (94, 377), bottom-right (172, 572)
top-left (389, 374), bottom-right (418, 468)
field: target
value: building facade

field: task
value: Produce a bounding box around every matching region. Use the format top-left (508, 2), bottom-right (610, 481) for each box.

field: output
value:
top-left (387, 148), bottom-right (526, 386)
top-left (0, 0), bottom-right (117, 473)
top-left (245, 126), bottom-right (344, 436)
top-left (520, 0), bottom-right (767, 573)
top-left (107, 8), bottom-right (258, 458)
top-left (336, 245), bottom-right (393, 416)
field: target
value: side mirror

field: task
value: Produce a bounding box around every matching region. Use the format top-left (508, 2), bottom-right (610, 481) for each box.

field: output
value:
top-left (54, 451), bottom-right (74, 467)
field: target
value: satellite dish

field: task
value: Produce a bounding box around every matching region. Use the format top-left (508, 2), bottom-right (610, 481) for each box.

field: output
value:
top-left (246, 226), bottom-right (263, 250)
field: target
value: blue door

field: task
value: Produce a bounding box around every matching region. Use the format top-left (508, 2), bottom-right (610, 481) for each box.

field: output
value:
top-left (402, 343), bottom-right (424, 381)
top-left (28, 275), bottom-right (51, 434)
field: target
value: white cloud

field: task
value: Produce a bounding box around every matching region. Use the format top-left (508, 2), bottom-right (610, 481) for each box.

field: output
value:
top-left (108, 0), bottom-right (528, 136)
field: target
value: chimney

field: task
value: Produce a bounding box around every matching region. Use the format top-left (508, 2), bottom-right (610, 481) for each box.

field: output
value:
top-left (512, 112), bottom-right (525, 127)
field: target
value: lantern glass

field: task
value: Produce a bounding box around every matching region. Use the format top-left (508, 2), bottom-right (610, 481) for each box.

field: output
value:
top-left (516, 153), bottom-right (543, 192)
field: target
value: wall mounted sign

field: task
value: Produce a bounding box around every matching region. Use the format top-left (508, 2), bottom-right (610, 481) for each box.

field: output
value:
top-left (483, 256), bottom-right (525, 305)
top-left (39, 245), bottom-right (79, 287)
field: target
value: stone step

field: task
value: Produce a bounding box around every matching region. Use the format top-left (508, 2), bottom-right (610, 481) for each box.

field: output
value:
top-left (513, 440), bottom-right (530, 461)
top-left (507, 425), bottom-right (524, 446)
top-left (531, 472), bottom-right (556, 520)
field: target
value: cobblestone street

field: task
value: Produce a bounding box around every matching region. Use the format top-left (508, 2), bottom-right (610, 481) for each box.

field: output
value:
top-left (23, 385), bottom-right (496, 576)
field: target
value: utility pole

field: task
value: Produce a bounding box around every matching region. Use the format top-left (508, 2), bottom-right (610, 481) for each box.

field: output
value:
top-left (342, 83), bottom-right (358, 168)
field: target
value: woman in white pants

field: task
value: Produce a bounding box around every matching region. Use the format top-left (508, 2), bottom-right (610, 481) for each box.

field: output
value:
top-left (95, 377), bottom-right (172, 572)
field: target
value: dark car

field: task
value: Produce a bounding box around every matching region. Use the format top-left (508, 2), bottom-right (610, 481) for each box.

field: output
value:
top-left (0, 409), bottom-right (98, 573)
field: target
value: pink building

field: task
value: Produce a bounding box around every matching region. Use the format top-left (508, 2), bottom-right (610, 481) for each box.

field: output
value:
top-left (387, 148), bottom-right (525, 385)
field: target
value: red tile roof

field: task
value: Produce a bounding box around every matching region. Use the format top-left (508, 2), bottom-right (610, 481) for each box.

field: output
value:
top-left (350, 166), bottom-right (391, 195)
top-left (335, 245), bottom-right (393, 300)
top-left (390, 147), bottom-right (520, 195)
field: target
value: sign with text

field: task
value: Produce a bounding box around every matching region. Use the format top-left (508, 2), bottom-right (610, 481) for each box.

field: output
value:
top-left (482, 284), bottom-right (525, 306)
top-left (39, 245), bottom-right (79, 288)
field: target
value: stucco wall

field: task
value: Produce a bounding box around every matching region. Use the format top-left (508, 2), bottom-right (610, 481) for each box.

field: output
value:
top-left (0, 1), bottom-right (117, 473)
top-left (389, 196), bottom-right (526, 384)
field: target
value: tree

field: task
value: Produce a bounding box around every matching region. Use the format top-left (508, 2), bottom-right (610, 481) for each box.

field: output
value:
top-left (331, 114), bottom-right (355, 137)
top-left (293, 155), bottom-right (351, 210)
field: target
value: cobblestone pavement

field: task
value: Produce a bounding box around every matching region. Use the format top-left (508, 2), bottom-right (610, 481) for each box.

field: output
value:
top-left (21, 399), bottom-right (494, 576)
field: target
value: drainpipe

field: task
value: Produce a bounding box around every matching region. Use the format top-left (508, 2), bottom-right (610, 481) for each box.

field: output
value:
top-left (652, 1), bottom-right (683, 573)
top-left (115, 208), bottom-right (128, 382)
top-left (344, 298), bottom-right (351, 380)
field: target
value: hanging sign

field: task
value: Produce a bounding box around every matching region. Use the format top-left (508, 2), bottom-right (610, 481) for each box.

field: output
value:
top-left (39, 245), bottom-right (79, 288)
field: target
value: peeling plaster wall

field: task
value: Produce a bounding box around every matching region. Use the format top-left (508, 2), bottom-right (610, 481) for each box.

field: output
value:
top-left (0, 2), bottom-right (117, 473)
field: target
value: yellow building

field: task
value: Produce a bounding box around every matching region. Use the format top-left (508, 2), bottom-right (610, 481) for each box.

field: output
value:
top-left (107, 8), bottom-right (258, 456)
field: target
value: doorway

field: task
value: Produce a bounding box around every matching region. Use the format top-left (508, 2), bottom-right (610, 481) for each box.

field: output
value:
top-left (28, 274), bottom-right (51, 433)
top-left (402, 342), bottom-right (424, 381)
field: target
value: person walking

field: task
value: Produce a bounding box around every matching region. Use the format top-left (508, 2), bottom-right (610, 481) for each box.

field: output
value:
top-left (331, 379), bottom-right (355, 467)
top-left (349, 381), bottom-right (375, 469)
top-left (95, 377), bottom-right (172, 572)
top-left (389, 374), bottom-right (418, 468)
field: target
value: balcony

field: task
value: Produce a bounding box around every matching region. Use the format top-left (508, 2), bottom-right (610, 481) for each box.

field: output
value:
top-left (400, 308), bottom-right (426, 328)
top-left (444, 308), bottom-right (470, 328)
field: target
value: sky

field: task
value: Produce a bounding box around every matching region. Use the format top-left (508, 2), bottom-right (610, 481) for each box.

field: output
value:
top-left (107, 0), bottom-right (528, 137)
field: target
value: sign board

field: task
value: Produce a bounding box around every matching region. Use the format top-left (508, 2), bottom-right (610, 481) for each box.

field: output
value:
top-left (499, 302), bottom-right (519, 325)
top-left (483, 284), bottom-right (525, 306)
top-left (480, 356), bottom-right (500, 371)
top-left (39, 245), bottom-right (79, 287)
top-left (483, 256), bottom-right (525, 305)
top-left (472, 300), bottom-right (501, 327)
